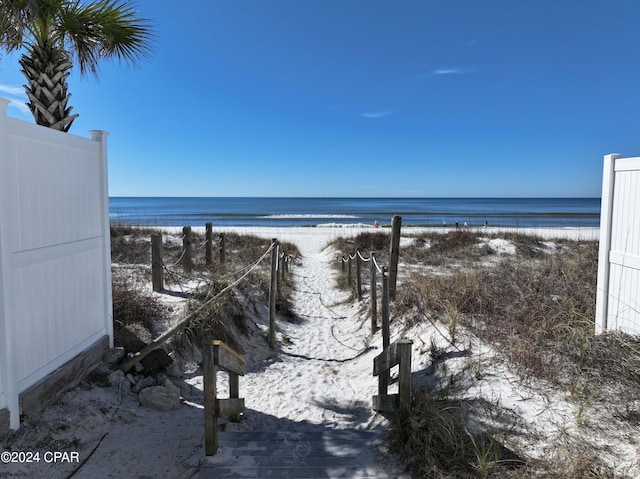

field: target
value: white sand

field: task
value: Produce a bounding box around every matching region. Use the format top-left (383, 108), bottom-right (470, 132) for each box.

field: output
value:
top-left (5, 225), bottom-right (627, 479)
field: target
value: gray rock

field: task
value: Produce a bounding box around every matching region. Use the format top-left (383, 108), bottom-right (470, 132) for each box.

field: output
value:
top-left (132, 376), bottom-right (155, 393)
top-left (108, 369), bottom-right (125, 385)
top-left (139, 385), bottom-right (180, 411)
top-left (102, 347), bottom-right (125, 366)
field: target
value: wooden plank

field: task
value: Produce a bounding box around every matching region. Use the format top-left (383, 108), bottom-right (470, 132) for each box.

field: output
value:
top-left (208, 340), bottom-right (245, 375)
top-left (373, 342), bottom-right (399, 376)
top-left (372, 394), bottom-right (398, 413)
top-left (19, 336), bottom-right (109, 421)
top-left (397, 340), bottom-right (413, 413)
top-left (215, 398), bottom-right (245, 418)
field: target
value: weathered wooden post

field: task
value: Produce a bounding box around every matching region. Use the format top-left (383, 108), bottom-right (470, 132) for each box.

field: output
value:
top-left (370, 252), bottom-right (377, 334)
top-left (389, 215), bottom-right (401, 301)
top-left (398, 338), bottom-right (413, 415)
top-left (182, 226), bottom-right (193, 274)
top-left (219, 233), bottom-right (226, 268)
top-left (382, 266), bottom-right (390, 349)
top-left (268, 239), bottom-right (278, 349)
top-left (347, 254), bottom-right (353, 287)
top-left (205, 222), bottom-right (213, 266)
top-left (151, 233), bottom-right (164, 292)
top-left (203, 342), bottom-right (218, 455)
top-left (356, 252), bottom-right (362, 300)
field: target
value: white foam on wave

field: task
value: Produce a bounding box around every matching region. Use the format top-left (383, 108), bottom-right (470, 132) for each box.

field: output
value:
top-left (260, 214), bottom-right (359, 219)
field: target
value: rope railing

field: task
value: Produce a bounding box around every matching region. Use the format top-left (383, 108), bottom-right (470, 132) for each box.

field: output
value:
top-left (121, 241), bottom-right (276, 373)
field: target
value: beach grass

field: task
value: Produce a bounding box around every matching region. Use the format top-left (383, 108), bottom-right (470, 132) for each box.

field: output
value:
top-left (332, 230), bottom-right (639, 478)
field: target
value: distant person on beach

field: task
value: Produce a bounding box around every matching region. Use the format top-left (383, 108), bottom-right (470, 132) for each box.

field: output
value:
top-left (374, 219), bottom-right (379, 228)
top-left (464, 221), bottom-right (468, 230)
top-left (442, 219), bottom-right (447, 228)
top-left (483, 220), bottom-right (488, 229)
top-left (455, 221), bottom-right (459, 230)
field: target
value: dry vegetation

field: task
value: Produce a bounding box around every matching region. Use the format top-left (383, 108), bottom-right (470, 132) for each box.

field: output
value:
top-left (333, 230), bottom-right (640, 479)
top-left (110, 225), bottom-right (299, 364)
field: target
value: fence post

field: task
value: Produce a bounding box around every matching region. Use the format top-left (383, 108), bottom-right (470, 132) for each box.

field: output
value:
top-left (203, 342), bottom-right (218, 455)
top-left (182, 226), bottom-right (193, 274)
top-left (370, 252), bottom-right (377, 334)
top-left (347, 254), bottom-right (353, 287)
top-left (219, 233), bottom-right (226, 268)
top-left (382, 266), bottom-right (390, 349)
top-left (205, 222), bottom-right (213, 266)
top-left (268, 239), bottom-right (278, 349)
top-left (398, 339), bottom-right (413, 415)
top-left (389, 215), bottom-right (401, 301)
top-left (151, 233), bottom-right (164, 292)
top-left (595, 153), bottom-right (621, 334)
top-left (356, 252), bottom-right (362, 300)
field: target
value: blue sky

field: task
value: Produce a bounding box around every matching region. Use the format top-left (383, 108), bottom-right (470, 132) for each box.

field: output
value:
top-left (1, 1), bottom-right (639, 197)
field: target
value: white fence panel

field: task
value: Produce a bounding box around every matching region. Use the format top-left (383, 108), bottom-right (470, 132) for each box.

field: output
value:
top-left (0, 98), bottom-right (112, 431)
top-left (596, 154), bottom-right (640, 334)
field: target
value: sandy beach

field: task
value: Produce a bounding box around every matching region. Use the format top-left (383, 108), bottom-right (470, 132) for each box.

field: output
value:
top-left (6, 224), bottom-right (635, 479)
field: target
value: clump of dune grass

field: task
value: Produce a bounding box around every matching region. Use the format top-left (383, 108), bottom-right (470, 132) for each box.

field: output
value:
top-left (173, 278), bottom-right (248, 354)
top-left (112, 276), bottom-right (167, 333)
top-left (391, 391), bottom-right (524, 479)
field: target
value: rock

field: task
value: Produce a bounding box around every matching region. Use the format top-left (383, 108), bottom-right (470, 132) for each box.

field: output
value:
top-left (134, 361), bottom-right (144, 373)
top-left (108, 369), bottom-right (125, 386)
top-left (139, 385), bottom-right (180, 411)
top-left (103, 347), bottom-right (125, 366)
top-left (132, 376), bottom-right (155, 393)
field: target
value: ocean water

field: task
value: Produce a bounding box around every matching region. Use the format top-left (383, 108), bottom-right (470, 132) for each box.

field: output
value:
top-left (109, 197), bottom-right (601, 228)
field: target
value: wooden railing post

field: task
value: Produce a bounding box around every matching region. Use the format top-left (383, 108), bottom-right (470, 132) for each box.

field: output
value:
top-left (203, 340), bottom-right (246, 456)
top-left (397, 339), bottom-right (413, 415)
top-left (382, 266), bottom-right (390, 350)
top-left (356, 252), bottom-right (362, 300)
top-left (182, 226), bottom-right (193, 274)
top-left (151, 233), bottom-right (163, 292)
top-left (372, 339), bottom-right (413, 415)
top-left (268, 239), bottom-right (278, 349)
top-left (219, 233), bottom-right (226, 268)
top-left (370, 252), bottom-right (377, 334)
top-left (389, 215), bottom-right (401, 301)
top-left (205, 222), bottom-right (213, 266)
top-left (347, 254), bottom-right (353, 287)
top-left (203, 342), bottom-right (218, 456)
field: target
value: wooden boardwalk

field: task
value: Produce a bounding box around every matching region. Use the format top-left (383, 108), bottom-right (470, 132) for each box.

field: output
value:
top-left (197, 429), bottom-right (394, 479)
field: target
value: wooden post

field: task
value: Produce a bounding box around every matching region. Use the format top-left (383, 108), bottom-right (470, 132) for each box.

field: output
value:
top-left (356, 252), bottom-right (362, 300)
top-left (229, 372), bottom-right (241, 422)
top-left (203, 343), bottom-right (218, 455)
top-left (182, 226), bottom-right (193, 274)
top-left (205, 222), bottom-right (213, 266)
top-left (389, 215), bottom-right (402, 301)
top-left (370, 252), bottom-right (377, 334)
top-left (268, 239), bottom-right (278, 349)
top-left (398, 339), bottom-right (413, 416)
top-left (151, 233), bottom-right (164, 292)
top-left (382, 267), bottom-right (390, 350)
top-left (219, 233), bottom-right (226, 268)
top-left (347, 254), bottom-right (353, 287)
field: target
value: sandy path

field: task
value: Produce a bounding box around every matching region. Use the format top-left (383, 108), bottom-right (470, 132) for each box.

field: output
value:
top-left (237, 235), bottom-right (379, 430)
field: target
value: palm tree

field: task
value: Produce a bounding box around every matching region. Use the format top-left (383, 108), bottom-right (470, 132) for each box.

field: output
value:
top-left (0, 0), bottom-right (153, 131)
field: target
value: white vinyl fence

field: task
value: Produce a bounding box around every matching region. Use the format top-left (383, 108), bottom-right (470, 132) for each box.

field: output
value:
top-left (0, 98), bottom-right (112, 431)
top-left (596, 153), bottom-right (640, 334)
